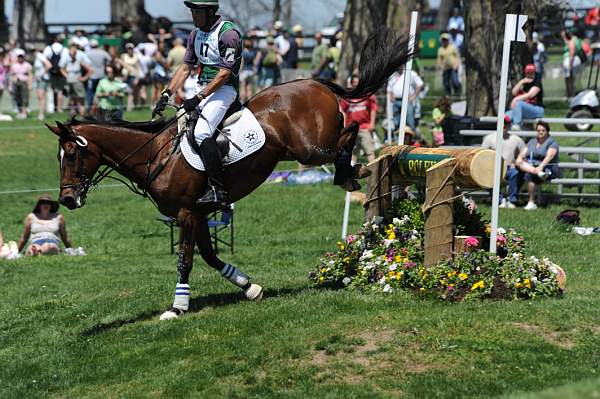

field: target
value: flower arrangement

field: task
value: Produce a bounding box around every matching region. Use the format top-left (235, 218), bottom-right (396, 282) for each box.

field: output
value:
top-left (311, 199), bottom-right (565, 301)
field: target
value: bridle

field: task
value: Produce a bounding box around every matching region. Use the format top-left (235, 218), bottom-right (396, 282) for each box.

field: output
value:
top-left (58, 108), bottom-right (185, 207)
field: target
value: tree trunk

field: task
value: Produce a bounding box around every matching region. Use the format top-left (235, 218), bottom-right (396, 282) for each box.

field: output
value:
top-left (283, 0), bottom-right (292, 28)
top-left (464, 0), bottom-right (546, 117)
top-left (11, 0), bottom-right (45, 48)
top-left (435, 0), bottom-right (454, 31)
top-left (0, 0), bottom-right (7, 43)
top-left (273, 0), bottom-right (281, 24)
top-left (111, 0), bottom-right (151, 27)
top-left (339, 0), bottom-right (417, 87)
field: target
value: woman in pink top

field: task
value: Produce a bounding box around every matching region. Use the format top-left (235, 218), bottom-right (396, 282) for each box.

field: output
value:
top-left (10, 49), bottom-right (32, 119)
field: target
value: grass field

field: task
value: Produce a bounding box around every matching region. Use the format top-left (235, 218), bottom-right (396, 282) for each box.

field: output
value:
top-left (2, 111), bottom-right (600, 398)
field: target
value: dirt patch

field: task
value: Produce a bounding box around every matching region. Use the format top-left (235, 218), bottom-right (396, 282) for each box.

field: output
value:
top-left (592, 326), bottom-right (600, 335)
top-left (512, 322), bottom-right (576, 349)
top-left (310, 327), bottom-right (435, 384)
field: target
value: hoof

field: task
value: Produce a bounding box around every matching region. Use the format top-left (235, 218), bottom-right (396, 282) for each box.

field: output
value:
top-left (159, 308), bottom-right (185, 321)
top-left (340, 179), bottom-right (361, 192)
top-left (354, 164), bottom-right (372, 179)
top-left (245, 284), bottom-right (264, 301)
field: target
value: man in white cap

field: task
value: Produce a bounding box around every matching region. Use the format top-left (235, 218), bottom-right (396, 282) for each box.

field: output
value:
top-left (85, 38), bottom-right (111, 111)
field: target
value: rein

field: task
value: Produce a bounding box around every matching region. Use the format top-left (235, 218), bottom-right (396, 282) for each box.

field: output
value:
top-left (75, 106), bottom-right (186, 207)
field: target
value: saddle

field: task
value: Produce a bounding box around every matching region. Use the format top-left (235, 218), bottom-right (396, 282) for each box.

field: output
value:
top-left (186, 98), bottom-right (243, 158)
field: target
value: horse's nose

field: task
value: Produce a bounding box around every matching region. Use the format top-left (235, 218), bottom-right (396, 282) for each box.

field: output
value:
top-left (60, 195), bottom-right (77, 210)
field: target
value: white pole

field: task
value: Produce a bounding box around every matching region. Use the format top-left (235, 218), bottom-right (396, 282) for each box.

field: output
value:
top-left (386, 95), bottom-right (393, 144)
top-left (491, 14), bottom-right (523, 254)
top-left (397, 11), bottom-right (419, 145)
top-left (341, 191), bottom-right (351, 239)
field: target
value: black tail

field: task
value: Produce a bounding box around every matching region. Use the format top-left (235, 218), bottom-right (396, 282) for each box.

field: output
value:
top-left (315, 28), bottom-right (415, 100)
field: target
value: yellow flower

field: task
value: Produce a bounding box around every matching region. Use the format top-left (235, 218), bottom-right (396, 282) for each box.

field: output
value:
top-left (524, 278), bottom-right (531, 289)
top-left (471, 280), bottom-right (485, 291)
top-left (319, 277), bottom-right (324, 282)
top-left (459, 273), bottom-right (468, 281)
top-left (320, 268), bottom-right (326, 273)
top-left (447, 271), bottom-right (457, 277)
top-left (343, 257), bottom-right (350, 263)
top-left (395, 255), bottom-right (402, 263)
top-left (440, 279), bottom-right (448, 286)
top-left (388, 232), bottom-right (396, 240)
top-left (419, 287), bottom-right (426, 292)
top-left (515, 282), bottom-right (523, 289)
top-left (388, 271), bottom-right (396, 278)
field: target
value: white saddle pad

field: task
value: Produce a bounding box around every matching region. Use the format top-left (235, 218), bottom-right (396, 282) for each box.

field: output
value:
top-left (180, 107), bottom-right (266, 171)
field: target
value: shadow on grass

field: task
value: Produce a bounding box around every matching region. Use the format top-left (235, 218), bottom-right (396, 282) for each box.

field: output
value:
top-left (81, 286), bottom-right (308, 337)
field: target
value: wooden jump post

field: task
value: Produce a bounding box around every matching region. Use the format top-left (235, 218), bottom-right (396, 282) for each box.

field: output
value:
top-left (364, 145), bottom-right (501, 267)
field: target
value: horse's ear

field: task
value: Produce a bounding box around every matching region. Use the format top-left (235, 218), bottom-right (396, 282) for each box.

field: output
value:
top-left (45, 123), bottom-right (64, 138)
top-left (55, 122), bottom-right (75, 139)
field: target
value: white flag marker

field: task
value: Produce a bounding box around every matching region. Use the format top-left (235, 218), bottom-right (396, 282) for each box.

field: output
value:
top-left (490, 14), bottom-right (528, 254)
top-left (398, 11), bottom-right (419, 145)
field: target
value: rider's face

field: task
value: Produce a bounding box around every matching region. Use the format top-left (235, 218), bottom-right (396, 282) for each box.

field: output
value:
top-left (191, 8), bottom-right (213, 28)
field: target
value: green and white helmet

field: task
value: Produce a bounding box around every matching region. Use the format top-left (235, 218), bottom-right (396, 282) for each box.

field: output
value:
top-left (184, 0), bottom-right (219, 8)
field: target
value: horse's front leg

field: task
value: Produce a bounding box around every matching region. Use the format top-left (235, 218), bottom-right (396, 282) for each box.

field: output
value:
top-left (160, 209), bottom-right (199, 321)
top-left (195, 220), bottom-right (263, 301)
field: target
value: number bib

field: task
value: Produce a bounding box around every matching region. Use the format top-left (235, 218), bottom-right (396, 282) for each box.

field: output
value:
top-left (194, 20), bottom-right (225, 66)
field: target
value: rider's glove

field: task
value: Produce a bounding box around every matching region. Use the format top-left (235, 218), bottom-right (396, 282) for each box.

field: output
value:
top-left (183, 93), bottom-right (205, 113)
top-left (152, 88), bottom-right (172, 118)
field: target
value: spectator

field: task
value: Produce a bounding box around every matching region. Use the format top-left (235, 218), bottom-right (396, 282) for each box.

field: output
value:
top-left (0, 229), bottom-right (18, 259)
top-left (240, 39), bottom-right (257, 102)
top-left (17, 194), bottom-right (72, 256)
top-left (532, 32), bottom-right (547, 81)
top-left (516, 121), bottom-right (559, 210)
top-left (584, 7), bottom-right (600, 39)
top-left (448, 22), bottom-right (464, 55)
top-left (151, 41), bottom-right (169, 105)
top-left (273, 21), bottom-right (290, 66)
top-left (292, 24), bottom-right (304, 60)
top-left (386, 66), bottom-right (424, 132)
top-left (561, 29), bottom-right (583, 98)
top-left (120, 43), bottom-right (142, 111)
top-left (60, 40), bottom-right (92, 116)
top-left (505, 64), bottom-right (544, 130)
top-left (310, 32), bottom-right (328, 77)
top-left (85, 38), bottom-right (111, 112)
top-left (0, 48), bottom-right (8, 114)
top-left (32, 47), bottom-right (49, 120)
top-left (167, 37), bottom-right (186, 71)
top-left (137, 47), bottom-right (153, 108)
top-left (340, 72), bottom-right (378, 164)
top-left (95, 65), bottom-right (126, 120)
top-left (178, 68), bottom-right (200, 101)
top-left (43, 35), bottom-right (68, 113)
top-left (432, 96), bottom-right (452, 146)
top-left (285, 30), bottom-right (299, 69)
top-left (481, 115), bottom-right (526, 208)
top-left (71, 28), bottom-right (91, 52)
top-left (314, 33), bottom-right (341, 82)
top-left (447, 8), bottom-right (465, 32)
top-left (10, 49), bottom-right (32, 120)
top-left (256, 37), bottom-right (282, 88)
top-left (437, 33), bottom-right (461, 96)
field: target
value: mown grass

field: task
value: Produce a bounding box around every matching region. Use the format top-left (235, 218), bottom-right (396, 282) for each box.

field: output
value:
top-left (1, 111), bottom-right (600, 398)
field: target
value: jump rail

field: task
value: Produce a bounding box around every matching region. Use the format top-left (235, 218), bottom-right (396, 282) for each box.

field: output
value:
top-left (479, 116), bottom-right (600, 125)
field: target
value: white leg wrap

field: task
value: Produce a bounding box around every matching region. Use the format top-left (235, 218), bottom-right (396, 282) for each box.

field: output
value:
top-left (173, 283), bottom-right (190, 311)
top-left (221, 264), bottom-right (249, 289)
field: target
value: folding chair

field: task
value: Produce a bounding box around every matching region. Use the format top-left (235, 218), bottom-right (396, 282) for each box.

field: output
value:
top-left (157, 204), bottom-right (234, 254)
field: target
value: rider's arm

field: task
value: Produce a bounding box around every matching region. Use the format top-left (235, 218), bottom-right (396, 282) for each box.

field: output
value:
top-left (165, 63), bottom-right (194, 95)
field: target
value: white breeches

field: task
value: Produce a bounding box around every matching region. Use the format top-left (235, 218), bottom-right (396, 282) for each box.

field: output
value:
top-left (193, 84), bottom-right (237, 145)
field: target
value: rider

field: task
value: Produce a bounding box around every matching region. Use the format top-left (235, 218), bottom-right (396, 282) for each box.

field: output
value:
top-left (153, 0), bottom-right (242, 207)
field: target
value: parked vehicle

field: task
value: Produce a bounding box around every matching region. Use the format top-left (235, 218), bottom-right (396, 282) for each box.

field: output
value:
top-left (566, 43), bottom-right (600, 131)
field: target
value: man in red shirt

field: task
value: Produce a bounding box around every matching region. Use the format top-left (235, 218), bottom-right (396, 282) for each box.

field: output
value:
top-left (340, 73), bottom-right (378, 163)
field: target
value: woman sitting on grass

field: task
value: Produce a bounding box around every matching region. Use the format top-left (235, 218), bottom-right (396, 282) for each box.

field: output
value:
top-left (17, 194), bottom-right (72, 256)
top-left (516, 121), bottom-right (559, 210)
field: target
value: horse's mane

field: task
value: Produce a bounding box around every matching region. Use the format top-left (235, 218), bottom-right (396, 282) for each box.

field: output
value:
top-left (66, 114), bottom-right (177, 134)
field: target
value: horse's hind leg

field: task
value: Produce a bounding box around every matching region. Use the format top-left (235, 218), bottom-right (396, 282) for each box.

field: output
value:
top-left (160, 209), bottom-right (199, 321)
top-left (195, 220), bottom-right (263, 301)
top-left (333, 122), bottom-right (371, 191)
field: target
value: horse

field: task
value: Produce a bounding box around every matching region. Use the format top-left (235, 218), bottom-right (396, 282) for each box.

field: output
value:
top-left (46, 28), bottom-right (412, 320)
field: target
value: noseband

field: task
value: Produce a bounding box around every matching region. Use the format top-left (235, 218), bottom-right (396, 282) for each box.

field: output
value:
top-left (60, 136), bottom-right (100, 206)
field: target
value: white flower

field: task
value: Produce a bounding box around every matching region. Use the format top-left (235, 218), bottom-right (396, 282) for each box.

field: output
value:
top-left (383, 284), bottom-right (392, 293)
top-left (342, 277), bottom-right (352, 286)
top-left (379, 277), bottom-right (386, 285)
top-left (512, 253), bottom-right (520, 260)
top-left (530, 256), bottom-right (539, 263)
top-left (363, 262), bottom-right (375, 270)
top-left (372, 224), bottom-right (379, 230)
top-left (497, 227), bottom-right (506, 235)
top-left (389, 264), bottom-right (398, 271)
top-left (532, 276), bottom-right (538, 283)
top-left (328, 260), bottom-right (335, 266)
top-left (393, 217), bottom-right (401, 226)
top-left (383, 239), bottom-right (394, 248)
top-left (360, 250), bottom-right (374, 261)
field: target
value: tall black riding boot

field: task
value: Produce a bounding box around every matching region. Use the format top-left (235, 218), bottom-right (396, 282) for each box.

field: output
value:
top-left (196, 138), bottom-right (228, 207)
